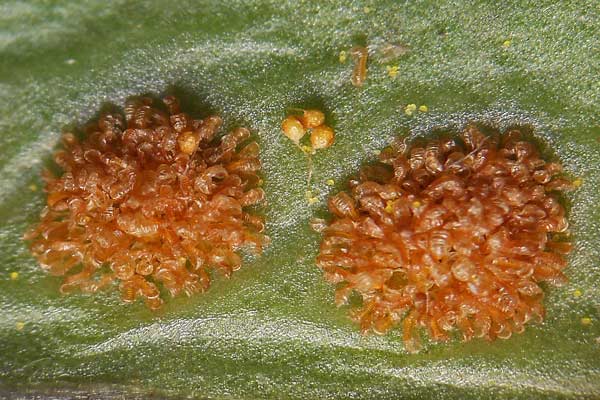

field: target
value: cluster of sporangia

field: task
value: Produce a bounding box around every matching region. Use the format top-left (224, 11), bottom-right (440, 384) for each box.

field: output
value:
top-left (281, 109), bottom-right (335, 151)
top-left (314, 125), bottom-right (574, 352)
top-left (25, 96), bottom-right (268, 309)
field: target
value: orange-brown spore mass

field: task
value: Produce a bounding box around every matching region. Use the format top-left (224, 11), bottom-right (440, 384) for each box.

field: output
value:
top-left (316, 125), bottom-right (574, 352)
top-left (25, 96), bottom-right (268, 309)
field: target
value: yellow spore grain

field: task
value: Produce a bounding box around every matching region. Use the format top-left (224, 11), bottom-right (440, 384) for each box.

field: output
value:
top-left (404, 104), bottom-right (417, 116)
top-left (386, 65), bottom-right (399, 78)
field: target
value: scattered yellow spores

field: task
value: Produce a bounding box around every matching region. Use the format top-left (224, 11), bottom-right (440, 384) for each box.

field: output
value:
top-left (326, 179), bottom-right (335, 186)
top-left (386, 65), bottom-right (399, 78)
top-left (301, 145), bottom-right (313, 154)
top-left (28, 184), bottom-right (38, 192)
top-left (15, 322), bottom-right (25, 331)
top-left (339, 50), bottom-right (347, 63)
top-left (411, 200), bottom-right (422, 208)
top-left (305, 190), bottom-right (319, 205)
top-left (573, 178), bottom-right (582, 188)
top-left (419, 105), bottom-right (429, 112)
top-left (581, 317), bottom-right (592, 326)
top-left (502, 39), bottom-right (512, 48)
top-left (404, 103), bottom-right (417, 116)
top-left (10, 271), bottom-right (19, 280)
top-left (573, 289), bottom-right (582, 298)
top-left (363, 6), bottom-right (372, 13)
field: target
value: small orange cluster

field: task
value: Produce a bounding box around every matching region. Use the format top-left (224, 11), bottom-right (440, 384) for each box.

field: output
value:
top-left (281, 109), bottom-right (334, 151)
top-left (25, 96), bottom-right (268, 309)
top-left (315, 125), bottom-right (574, 352)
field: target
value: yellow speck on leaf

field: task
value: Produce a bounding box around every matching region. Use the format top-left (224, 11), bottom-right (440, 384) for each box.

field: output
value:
top-left (339, 50), bottom-right (347, 63)
top-left (305, 190), bottom-right (319, 205)
top-left (404, 103), bottom-right (417, 116)
top-left (10, 271), bottom-right (19, 280)
top-left (581, 317), bottom-right (592, 326)
top-left (326, 179), bottom-right (335, 186)
top-left (257, 179), bottom-right (264, 187)
top-left (28, 184), bottom-right (38, 192)
top-left (386, 65), bottom-right (399, 78)
top-left (573, 289), bottom-right (583, 298)
top-left (419, 105), bottom-right (429, 112)
top-left (364, 6), bottom-right (371, 13)
top-left (301, 145), bottom-right (313, 154)
top-left (573, 178), bottom-right (583, 188)
top-left (502, 39), bottom-right (512, 49)
top-left (412, 200), bottom-right (422, 208)
top-left (15, 322), bottom-right (25, 331)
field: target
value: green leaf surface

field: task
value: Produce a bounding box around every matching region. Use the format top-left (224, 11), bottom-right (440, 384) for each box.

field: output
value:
top-left (1, 0), bottom-right (600, 398)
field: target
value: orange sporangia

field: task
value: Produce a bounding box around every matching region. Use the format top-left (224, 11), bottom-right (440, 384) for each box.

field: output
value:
top-left (25, 96), bottom-right (268, 309)
top-left (316, 125), bottom-right (574, 352)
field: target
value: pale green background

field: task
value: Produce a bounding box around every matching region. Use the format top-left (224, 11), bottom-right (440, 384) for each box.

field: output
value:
top-left (1, 1), bottom-right (599, 398)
